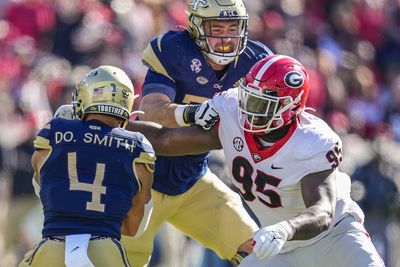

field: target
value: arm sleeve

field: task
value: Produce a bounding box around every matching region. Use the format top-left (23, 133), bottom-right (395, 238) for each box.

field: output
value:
top-left (33, 122), bottom-right (52, 150)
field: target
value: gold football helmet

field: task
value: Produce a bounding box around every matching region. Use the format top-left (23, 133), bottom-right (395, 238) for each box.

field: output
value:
top-left (187, 0), bottom-right (248, 65)
top-left (73, 65), bottom-right (134, 123)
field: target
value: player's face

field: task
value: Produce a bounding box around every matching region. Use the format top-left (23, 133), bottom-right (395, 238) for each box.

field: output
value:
top-left (240, 89), bottom-right (280, 126)
top-left (203, 20), bottom-right (240, 54)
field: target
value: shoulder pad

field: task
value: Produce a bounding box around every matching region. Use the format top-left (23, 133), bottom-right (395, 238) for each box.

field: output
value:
top-left (213, 88), bottom-right (238, 112)
top-left (142, 31), bottom-right (191, 81)
top-left (34, 121), bottom-right (52, 150)
top-left (293, 113), bottom-right (342, 161)
top-left (242, 40), bottom-right (274, 62)
top-left (111, 128), bottom-right (155, 155)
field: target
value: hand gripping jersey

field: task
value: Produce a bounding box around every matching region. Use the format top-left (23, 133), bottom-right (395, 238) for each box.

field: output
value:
top-left (214, 89), bottom-right (364, 252)
top-left (142, 30), bottom-right (273, 195)
top-left (34, 118), bottom-right (155, 239)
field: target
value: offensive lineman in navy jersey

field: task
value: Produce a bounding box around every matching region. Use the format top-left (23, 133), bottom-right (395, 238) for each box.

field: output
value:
top-left (19, 66), bottom-right (155, 267)
top-left (121, 0), bottom-right (274, 265)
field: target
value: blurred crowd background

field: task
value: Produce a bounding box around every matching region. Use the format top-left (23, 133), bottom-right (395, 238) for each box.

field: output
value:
top-left (0, 0), bottom-right (400, 266)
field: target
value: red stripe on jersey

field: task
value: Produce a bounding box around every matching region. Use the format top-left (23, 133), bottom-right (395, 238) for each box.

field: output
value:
top-left (244, 119), bottom-right (298, 163)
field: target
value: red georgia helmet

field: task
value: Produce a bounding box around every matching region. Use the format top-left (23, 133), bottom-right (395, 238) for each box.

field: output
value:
top-left (238, 54), bottom-right (310, 133)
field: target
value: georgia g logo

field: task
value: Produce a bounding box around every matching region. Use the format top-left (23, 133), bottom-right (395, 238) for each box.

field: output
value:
top-left (284, 71), bottom-right (304, 88)
top-left (189, 0), bottom-right (209, 11)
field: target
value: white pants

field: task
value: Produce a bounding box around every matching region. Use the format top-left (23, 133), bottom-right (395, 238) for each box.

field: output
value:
top-left (240, 216), bottom-right (385, 267)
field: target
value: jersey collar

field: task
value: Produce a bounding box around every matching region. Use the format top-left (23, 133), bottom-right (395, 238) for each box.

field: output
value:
top-left (243, 119), bottom-right (298, 163)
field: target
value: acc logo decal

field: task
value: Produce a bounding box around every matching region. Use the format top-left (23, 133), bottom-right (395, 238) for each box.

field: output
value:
top-left (284, 71), bottom-right (304, 88)
top-left (190, 58), bottom-right (202, 73)
top-left (189, 0), bottom-right (209, 11)
top-left (196, 76), bottom-right (208, 85)
top-left (233, 137), bottom-right (244, 152)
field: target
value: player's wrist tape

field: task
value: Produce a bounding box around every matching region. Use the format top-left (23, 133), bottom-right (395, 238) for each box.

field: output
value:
top-left (133, 199), bottom-right (153, 238)
top-left (232, 251), bottom-right (249, 265)
top-left (278, 220), bottom-right (295, 240)
top-left (32, 175), bottom-right (40, 197)
top-left (174, 104), bottom-right (199, 126)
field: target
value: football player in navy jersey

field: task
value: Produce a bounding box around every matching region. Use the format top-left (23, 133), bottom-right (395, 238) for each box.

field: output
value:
top-left (19, 66), bottom-right (155, 267)
top-left (121, 0), bottom-right (274, 265)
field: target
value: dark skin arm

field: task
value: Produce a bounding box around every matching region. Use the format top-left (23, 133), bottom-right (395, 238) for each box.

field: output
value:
top-left (287, 169), bottom-right (336, 240)
top-left (126, 120), bottom-right (222, 156)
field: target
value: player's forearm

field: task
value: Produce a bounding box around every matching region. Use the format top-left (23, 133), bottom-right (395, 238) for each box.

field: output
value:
top-left (126, 121), bottom-right (221, 156)
top-left (139, 98), bottom-right (181, 127)
top-left (287, 204), bottom-right (333, 240)
top-left (287, 169), bottom-right (336, 240)
top-left (161, 125), bottom-right (222, 155)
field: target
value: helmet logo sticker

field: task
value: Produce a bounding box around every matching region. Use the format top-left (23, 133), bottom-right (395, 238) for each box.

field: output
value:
top-left (252, 153), bottom-right (261, 161)
top-left (93, 87), bottom-right (104, 95)
top-left (121, 90), bottom-right (130, 99)
top-left (87, 70), bottom-right (98, 77)
top-left (189, 0), bottom-right (209, 11)
top-left (190, 58), bottom-right (202, 73)
top-left (220, 10), bottom-right (238, 18)
top-left (233, 137), bottom-right (244, 152)
top-left (284, 71), bottom-right (304, 88)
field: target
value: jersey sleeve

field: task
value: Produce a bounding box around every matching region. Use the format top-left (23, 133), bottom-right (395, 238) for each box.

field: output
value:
top-left (132, 134), bottom-right (156, 189)
top-left (294, 116), bottom-right (343, 174)
top-left (142, 34), bottom-right (175, 82)
top-left (135, 134), bottom-right (156, 166)
top-left (33, 120), bottom-right (53, 150)
top-left (141, 32), bottom-right (185, 99)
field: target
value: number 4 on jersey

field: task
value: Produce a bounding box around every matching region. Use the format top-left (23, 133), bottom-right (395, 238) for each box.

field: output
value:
top-left (67, 152), bottom-right (106, 212)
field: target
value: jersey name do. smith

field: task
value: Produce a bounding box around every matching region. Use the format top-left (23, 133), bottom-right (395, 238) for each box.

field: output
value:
top-left (54, 131), bottom-right (137, 152)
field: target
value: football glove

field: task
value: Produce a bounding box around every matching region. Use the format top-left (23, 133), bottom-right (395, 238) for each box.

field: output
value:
top-left (54, 104), bottom-right (76, 120)
top-left (194, 99), bottom-right (219, 130)
top-left (252, 221), bottom-right (294, 260)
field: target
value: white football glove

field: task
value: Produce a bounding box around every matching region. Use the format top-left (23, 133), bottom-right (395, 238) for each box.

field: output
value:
top-left (54, 104), bottom-right (76, 120)
top-left (252, 221), bottom-right (294, 260)
top-left (194, 99), bottom-right (219, 130)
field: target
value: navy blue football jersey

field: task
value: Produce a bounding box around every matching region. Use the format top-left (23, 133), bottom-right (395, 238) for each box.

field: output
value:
top-left (142, 30), bottom-right (273, 195)
top-left (34, 118), bottom-right (155, 239)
